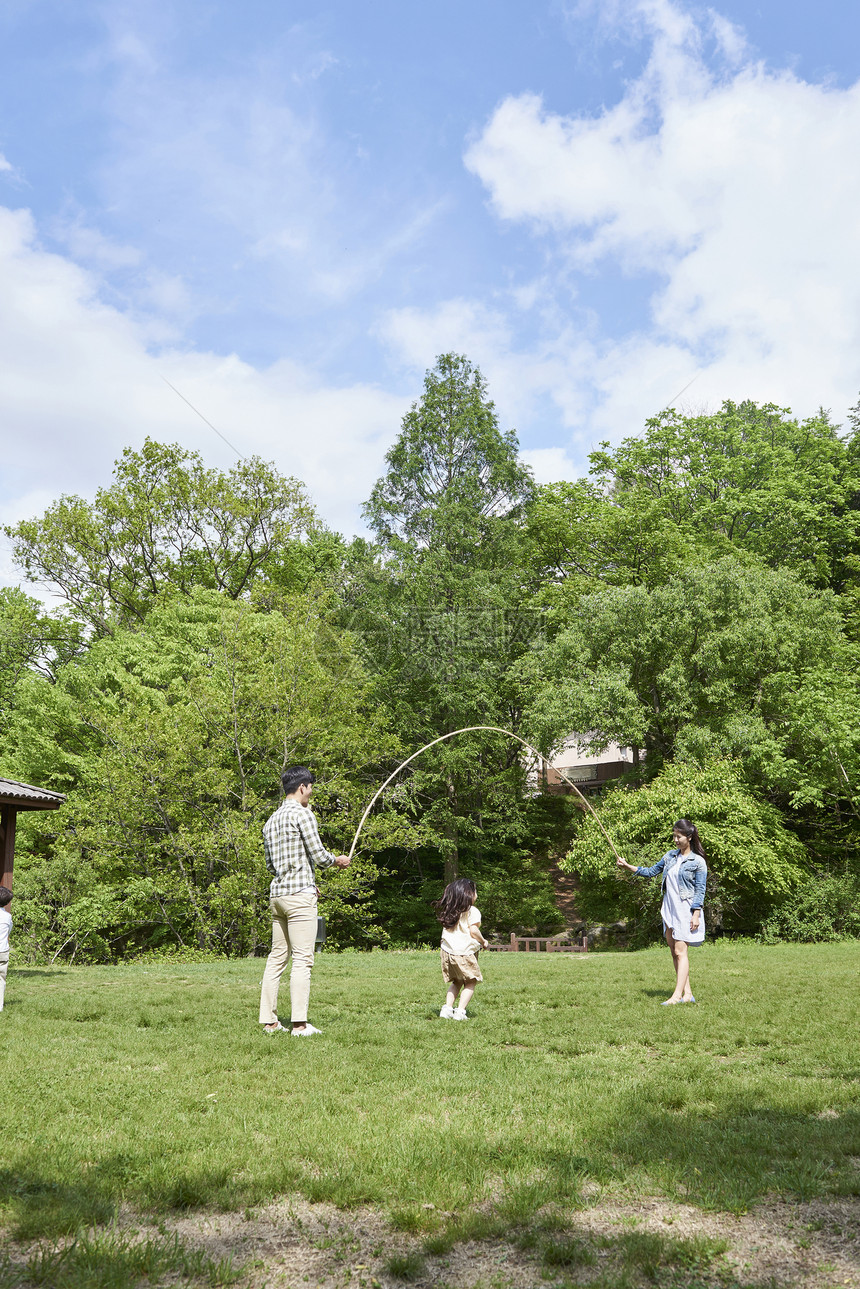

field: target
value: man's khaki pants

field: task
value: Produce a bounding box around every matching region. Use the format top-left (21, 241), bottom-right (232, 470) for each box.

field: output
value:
top-left (0, 952), bottom-right (8, 1011)
top-left (259, 890), bottom-right (317, 1025)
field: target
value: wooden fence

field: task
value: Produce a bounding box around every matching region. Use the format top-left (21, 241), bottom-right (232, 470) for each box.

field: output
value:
top-left (485, 931), bottom-right (588, 954)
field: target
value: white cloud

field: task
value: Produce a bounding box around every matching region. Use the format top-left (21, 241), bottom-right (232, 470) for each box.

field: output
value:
top-left (520, 446), bottom-right (580, 484)
top-left (459, 0), bottom-right (860, 438)
top-left (88, 7), bottom-right (441, 314)
top-left (0, 204), bottom-right (408, 581)
top-left (378, 290), bottom-right (707, 467)
top-left (291, 49), bottom-right (339, 85)
top-left (0, 150), bottom-right (25, 187)
top-left (378, 298), bottom-right (596, 444)
top-left (378, 299), bottom-right (514, 373)
top-left (53, 217), bottom-right (142, 271)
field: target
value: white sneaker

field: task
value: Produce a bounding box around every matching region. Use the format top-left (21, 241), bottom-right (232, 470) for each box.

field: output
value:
top-left (290, 1023), bottom-right (322, 1037)
top-left (439, 1005), bottom-right (454, 1019)
top-left (452, 1008), bottom-right (468, 1020)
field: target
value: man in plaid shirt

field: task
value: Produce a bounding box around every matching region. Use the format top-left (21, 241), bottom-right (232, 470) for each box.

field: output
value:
top-left (259, 766), bottom-right (350, 1036)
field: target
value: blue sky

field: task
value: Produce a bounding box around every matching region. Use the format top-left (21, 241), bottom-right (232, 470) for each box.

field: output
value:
top-left (1, 0), bottom-right (860, 566)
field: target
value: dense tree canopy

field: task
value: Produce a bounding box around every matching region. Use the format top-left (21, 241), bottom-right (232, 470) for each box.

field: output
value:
top-left (0, 587), bottom-right (82, 724)
top-left (566, 760), bottom-right (809, 939)
top-left (2, 363), bottom-right (859, 958)
top-left (351, 354), bottom-right (563, 933)
top-left (524, 557), bottom-right (850, 785)
top-left (6, 439), bottom-right (316, 635)
top-left (8, 589), bottom-right (400, 960)
top-left (529, 401), bottom-right (860, 593)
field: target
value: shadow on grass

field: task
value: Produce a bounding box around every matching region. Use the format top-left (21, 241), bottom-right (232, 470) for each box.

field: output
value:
top-left (5, 1102), bottom-right (860, 1251)
top-left (20, 1221), bottom-right (242, 1283)
top-left (415, 1203), bottom-right (734, 1287)
top-left (0, 1170), bottom-right (115, 1241)
top-left (8, 970), bottom-right (70, 978)
top-left (2, 1226), bottom-right (242, 1288)
top-left (0, 1157), bottom-right (305, 1242)
top-left (604, 1099), bottom-right (860, 1211)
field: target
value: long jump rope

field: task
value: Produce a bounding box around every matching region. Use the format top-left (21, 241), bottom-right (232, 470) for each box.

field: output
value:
top-left (346, 725), bottom-right (622, 865)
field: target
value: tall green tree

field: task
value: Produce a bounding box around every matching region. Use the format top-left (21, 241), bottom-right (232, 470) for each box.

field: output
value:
top-left (529, 401), bottom-right (859, 593)
top-left (351, 355), bottom-right (566, 935)
top-left (7, 588), bottom-right (401, 961)
top-left (518, 403), bottom-right (860, 935)
top-left (524, 556), bottom-right (852, 793)
top-left (565, 759), bottom-right (809, 940)
top-left (365, 353), bottom-right (533, 564)
top-left (6, 439), bottom-right (317, 635)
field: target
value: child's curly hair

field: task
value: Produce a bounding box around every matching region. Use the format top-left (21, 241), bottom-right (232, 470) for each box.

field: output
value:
top-left (433, 878), bottom-right (477, 928)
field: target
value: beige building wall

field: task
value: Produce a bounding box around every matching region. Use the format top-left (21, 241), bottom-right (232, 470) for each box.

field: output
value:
top-left (534, 737), bottom-right (633, 793)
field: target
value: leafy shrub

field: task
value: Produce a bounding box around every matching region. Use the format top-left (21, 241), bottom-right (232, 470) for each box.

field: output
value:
top-left (760, 872), bottom-right (860, 943)
top-left (565, 759), bottom-right (809, 941)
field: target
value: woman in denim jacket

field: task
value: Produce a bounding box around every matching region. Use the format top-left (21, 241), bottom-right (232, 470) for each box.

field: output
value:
top-left (617, 819), bottom-right (707, 1005)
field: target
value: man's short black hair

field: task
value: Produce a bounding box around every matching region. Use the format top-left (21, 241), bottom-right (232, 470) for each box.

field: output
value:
top-left (281, 766), bottom-right (315, 796)
top-left (0, 885), bottom-right (11, 908)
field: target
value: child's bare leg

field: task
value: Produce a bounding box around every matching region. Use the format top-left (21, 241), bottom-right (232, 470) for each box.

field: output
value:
top-left (457, 983), bottom-right (476, 1011)
top-left (445, 983), bottom-right (460, 1009)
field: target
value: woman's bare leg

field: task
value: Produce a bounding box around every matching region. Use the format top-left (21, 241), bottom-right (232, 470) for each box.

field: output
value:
top-left (675, 941), bottom-right (691, 1000)
top-left (664, 928), bottom-right (690, 1002)
top-left (678, 940), bottom-right (694, 1001)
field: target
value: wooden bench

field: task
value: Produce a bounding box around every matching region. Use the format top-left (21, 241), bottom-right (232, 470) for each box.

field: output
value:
top-left (485, 931), bottom-right (588, 953)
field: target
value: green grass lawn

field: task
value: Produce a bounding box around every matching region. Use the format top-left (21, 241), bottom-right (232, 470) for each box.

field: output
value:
top-left (1, 941), bottom-right (859, 1255)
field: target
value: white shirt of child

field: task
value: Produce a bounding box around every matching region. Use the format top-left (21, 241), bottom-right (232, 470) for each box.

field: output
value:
top-left (440, 906), bottom-right (482, 955)
top-left (0, 907), bottom-right (11, 954)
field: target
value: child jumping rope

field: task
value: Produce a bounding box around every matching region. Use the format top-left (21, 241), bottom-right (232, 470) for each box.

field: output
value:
top-left (434, 877), bottom-right (488, 1019)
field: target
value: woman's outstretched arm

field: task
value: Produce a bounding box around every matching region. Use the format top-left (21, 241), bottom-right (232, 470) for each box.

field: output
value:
top-left (617, 856), bottom-right (666, 878)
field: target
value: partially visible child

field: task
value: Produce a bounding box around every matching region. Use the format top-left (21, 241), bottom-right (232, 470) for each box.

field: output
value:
top-left (0, 886), bottom-right (12, 1013)
top-left (434, 877), bottom-right (488, 1020)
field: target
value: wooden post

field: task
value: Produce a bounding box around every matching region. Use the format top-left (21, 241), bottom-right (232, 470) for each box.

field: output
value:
top-left (0, 806), bottom-right (16, 893)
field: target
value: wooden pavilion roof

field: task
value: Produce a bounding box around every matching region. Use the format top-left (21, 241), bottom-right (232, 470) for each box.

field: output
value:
top-left (0, 777), bottom-right (66, 811)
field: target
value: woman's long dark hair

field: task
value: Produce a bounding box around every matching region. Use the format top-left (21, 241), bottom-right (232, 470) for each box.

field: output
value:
top-left (434, 878), bottom-right (477, 928)
top-left (674, 818), bottom-right (706, 860)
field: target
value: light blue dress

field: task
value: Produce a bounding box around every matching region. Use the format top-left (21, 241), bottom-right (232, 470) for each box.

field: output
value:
top-left (662, 859), bottom-right (705, 945)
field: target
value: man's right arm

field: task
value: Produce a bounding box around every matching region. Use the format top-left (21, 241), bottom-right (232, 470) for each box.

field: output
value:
top-left (296, 809), bottom-right (350, 868)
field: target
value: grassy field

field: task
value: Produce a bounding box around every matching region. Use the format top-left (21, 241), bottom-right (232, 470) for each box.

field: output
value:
top-left (1, 941), bottom-right (859, 1285)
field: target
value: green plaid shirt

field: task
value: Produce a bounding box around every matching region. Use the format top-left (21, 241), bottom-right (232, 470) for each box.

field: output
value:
top-left (263, 800), bottom-right (338, 899)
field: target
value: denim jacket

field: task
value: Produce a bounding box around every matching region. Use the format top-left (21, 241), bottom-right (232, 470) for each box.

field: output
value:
top-left (634, 849), bottom-right (707, 910)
